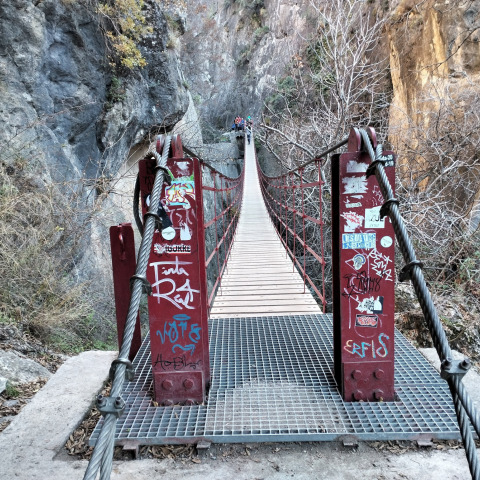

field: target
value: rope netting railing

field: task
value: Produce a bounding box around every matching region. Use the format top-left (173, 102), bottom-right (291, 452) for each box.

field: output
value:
top-left (256, 143), bottom-right (347, 311)
top-left (199, 159), bottom-right (245, 310)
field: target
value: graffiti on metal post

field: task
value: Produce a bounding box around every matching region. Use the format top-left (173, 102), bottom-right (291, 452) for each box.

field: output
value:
top-left (150, 256), bottom-right (201, 309)
top-left (343, 333), bottom-right (389, 358)
top-left (156, 313), bottom-right (202, 356)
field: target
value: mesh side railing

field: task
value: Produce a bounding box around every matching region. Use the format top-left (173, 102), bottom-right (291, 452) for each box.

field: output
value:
top-left (200, 160), bottom-right (245, 310)
top-left (257, 155), bottom-right (328, 310)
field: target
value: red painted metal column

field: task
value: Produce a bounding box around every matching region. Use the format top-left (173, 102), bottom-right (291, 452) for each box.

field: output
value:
top-left (332, 128), bottom-right (396, 402)
top-left (138, 135), bottom-right (210, 405)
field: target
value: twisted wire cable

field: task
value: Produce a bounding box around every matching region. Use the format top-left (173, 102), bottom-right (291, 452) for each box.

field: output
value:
top-left (359, 129), bottom-right (479, 479)
top-left (448, 379), bottom-right (480, 480)
top-left (83, 136), bottom-right (172, 480)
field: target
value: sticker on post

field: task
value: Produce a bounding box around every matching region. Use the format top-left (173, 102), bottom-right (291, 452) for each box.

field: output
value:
top-left (342, 177), bottom-right (367, 194)
top-left (364, 206), bottom-right (385, 229)
top-left (350, 254), bottom-right (366, 271)
top-left (342, 233), bottom-right (376, 250)
top-left (341, 212), bottom-right (364, 232)
top-left (380, 236), bottom-right (393, 248)
top-left (346, 161), bottom-right (368, 173)
top-left (355, 314), bottom-right (379, 328)
top-left (355, 296), bottom-right (384, 314)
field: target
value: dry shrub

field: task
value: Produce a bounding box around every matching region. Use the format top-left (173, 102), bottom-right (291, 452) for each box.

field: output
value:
top-left (0, 161), bottom-right (115, 352)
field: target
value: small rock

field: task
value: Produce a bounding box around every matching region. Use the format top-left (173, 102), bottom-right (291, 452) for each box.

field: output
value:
top-left (3, 399), bottom-right (19, 408)
top-left (0, 376), bottom-right (6, 394)
top-left (0, 350), bottom-right (51, 385)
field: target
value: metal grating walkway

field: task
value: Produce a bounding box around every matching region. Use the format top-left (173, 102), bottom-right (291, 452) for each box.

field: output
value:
top-left (91, 314), bottom-right (461, 446)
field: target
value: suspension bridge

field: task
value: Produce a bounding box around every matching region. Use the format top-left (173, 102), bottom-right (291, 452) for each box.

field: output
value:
top-left (82, 128), bottom-right (480, 480)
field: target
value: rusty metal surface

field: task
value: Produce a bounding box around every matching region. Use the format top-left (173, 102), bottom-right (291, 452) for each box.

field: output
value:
top-left (90, 314), bottom-right (461, 446)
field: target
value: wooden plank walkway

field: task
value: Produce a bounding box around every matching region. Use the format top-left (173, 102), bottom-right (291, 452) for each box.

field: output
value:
top-left (209, 135), bottom-right (322, 318)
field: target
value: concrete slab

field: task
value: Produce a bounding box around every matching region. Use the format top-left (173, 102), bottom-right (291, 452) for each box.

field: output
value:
top-left (0, 350), bottom-right (117, 480)
top-left (0, 348), bottom-right (477, 480)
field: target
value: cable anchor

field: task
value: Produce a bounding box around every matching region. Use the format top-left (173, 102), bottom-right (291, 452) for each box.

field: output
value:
top-left (440, 357), bottom-right (471, 381)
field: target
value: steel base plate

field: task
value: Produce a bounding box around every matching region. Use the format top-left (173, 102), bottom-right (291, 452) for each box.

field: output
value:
top-left (90, 314), bottom-right (461, 446)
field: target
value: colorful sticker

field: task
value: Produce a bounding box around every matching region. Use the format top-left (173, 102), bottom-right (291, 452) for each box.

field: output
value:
top-left (342, 233), bottom-right (376, 250)
top-left (165, 179), bottom-right (195, 207)
top-left (351, 254), bottom-right (366, 270)
top-left (341, 211), bottom-right (364, 232)
top-left (355, 314), bottom-right (379, 328)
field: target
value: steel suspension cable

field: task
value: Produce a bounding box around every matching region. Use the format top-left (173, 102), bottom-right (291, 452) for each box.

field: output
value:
top-left (359, 128), bottom-right (480, 480)
top-left (83, 136), bottom-right (172, 480)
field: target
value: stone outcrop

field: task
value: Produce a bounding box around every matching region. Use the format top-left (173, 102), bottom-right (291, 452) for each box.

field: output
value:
top-left (0, 0), bottom-right (189, 183)
top-left (0, 350), bottom-right (51, 386)
top-left (179, 0), bottom-right (312, 133)
top-left (387, 0), bottom-right (480, 146)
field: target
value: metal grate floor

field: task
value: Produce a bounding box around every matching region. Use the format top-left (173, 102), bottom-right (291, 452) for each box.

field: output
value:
top-left (90, 314), bottom-right (461, 445)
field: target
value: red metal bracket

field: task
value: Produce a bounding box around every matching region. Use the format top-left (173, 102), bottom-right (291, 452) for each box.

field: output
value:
top-left (109, 223), bottom-right (142, 361)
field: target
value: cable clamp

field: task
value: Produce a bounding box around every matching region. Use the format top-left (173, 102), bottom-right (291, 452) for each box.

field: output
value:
top-left (154, 166), bottom-right (172, 185)
top-left (366, 153), bottom-right (395, 178)
top-left (110, 357), bottom-right (135, 381)
top-left (398, 260), bottom-right (423, 282)
top-left (440, 357), bottom-right (471, 381)
top-left (143, 211), bottom-right (162, 232)
top-left (130, 273), bottom-right (152, 296)
top-left (380, 198), bottom-right (399, 219)
top-left (96, 394), bottom-right (126, 418)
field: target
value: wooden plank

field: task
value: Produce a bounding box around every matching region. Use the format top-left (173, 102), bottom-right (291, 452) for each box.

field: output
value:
top-left (210, 304), bottom-right (321, 314)
top-left (213, 299), bottom-right (319, 307)
top-left (215, 291), bottom-right (315, 303)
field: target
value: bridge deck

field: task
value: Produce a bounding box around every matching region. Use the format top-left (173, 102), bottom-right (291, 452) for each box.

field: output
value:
top-left (209, 137), bottom-right (322, 318)
top-left (91, 314), bottom-right (460, 446)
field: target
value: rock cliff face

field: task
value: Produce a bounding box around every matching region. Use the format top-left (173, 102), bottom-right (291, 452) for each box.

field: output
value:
top-left (387, 0), bottom-right (480, 222)
top-left (179, 0), bottom-right (312, 134)
top-left (387, 0), bottom-right (480, 140)
top-left (0, 0), bottom-right (189, 183)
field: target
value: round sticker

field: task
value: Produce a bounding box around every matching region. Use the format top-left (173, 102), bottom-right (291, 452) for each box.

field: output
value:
top-left (380, 236), bottom-right (393, 248)
top-left (162, 226), bottom-right (176, 241)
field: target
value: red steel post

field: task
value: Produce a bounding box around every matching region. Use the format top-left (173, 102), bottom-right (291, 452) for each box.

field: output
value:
top-left (138, 136), bottom-right (210, 405)
top-left (332, 128), bottom-right (396, 402)
top-left (109, 223), bottom-right (142, 361)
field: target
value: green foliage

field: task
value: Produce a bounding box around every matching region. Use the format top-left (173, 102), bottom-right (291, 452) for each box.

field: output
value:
top-left (265, 76), bottom-right (297, 112)
top-left (306, 38), bottom-right (337, 97)
top-left (98, 0), bottom-right (152, 69)
top-left (4, 383), bottom-right (20, 399)
top-left (253, 25), bottom-right (269, 43)
top-left (106, 76), bottom-right (126, 109)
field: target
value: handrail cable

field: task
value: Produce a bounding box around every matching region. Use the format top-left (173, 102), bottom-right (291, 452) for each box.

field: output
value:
top-left (83, 136), bottom-right (172, 480)
top-left (359, 128), bottom-right (480, 480)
